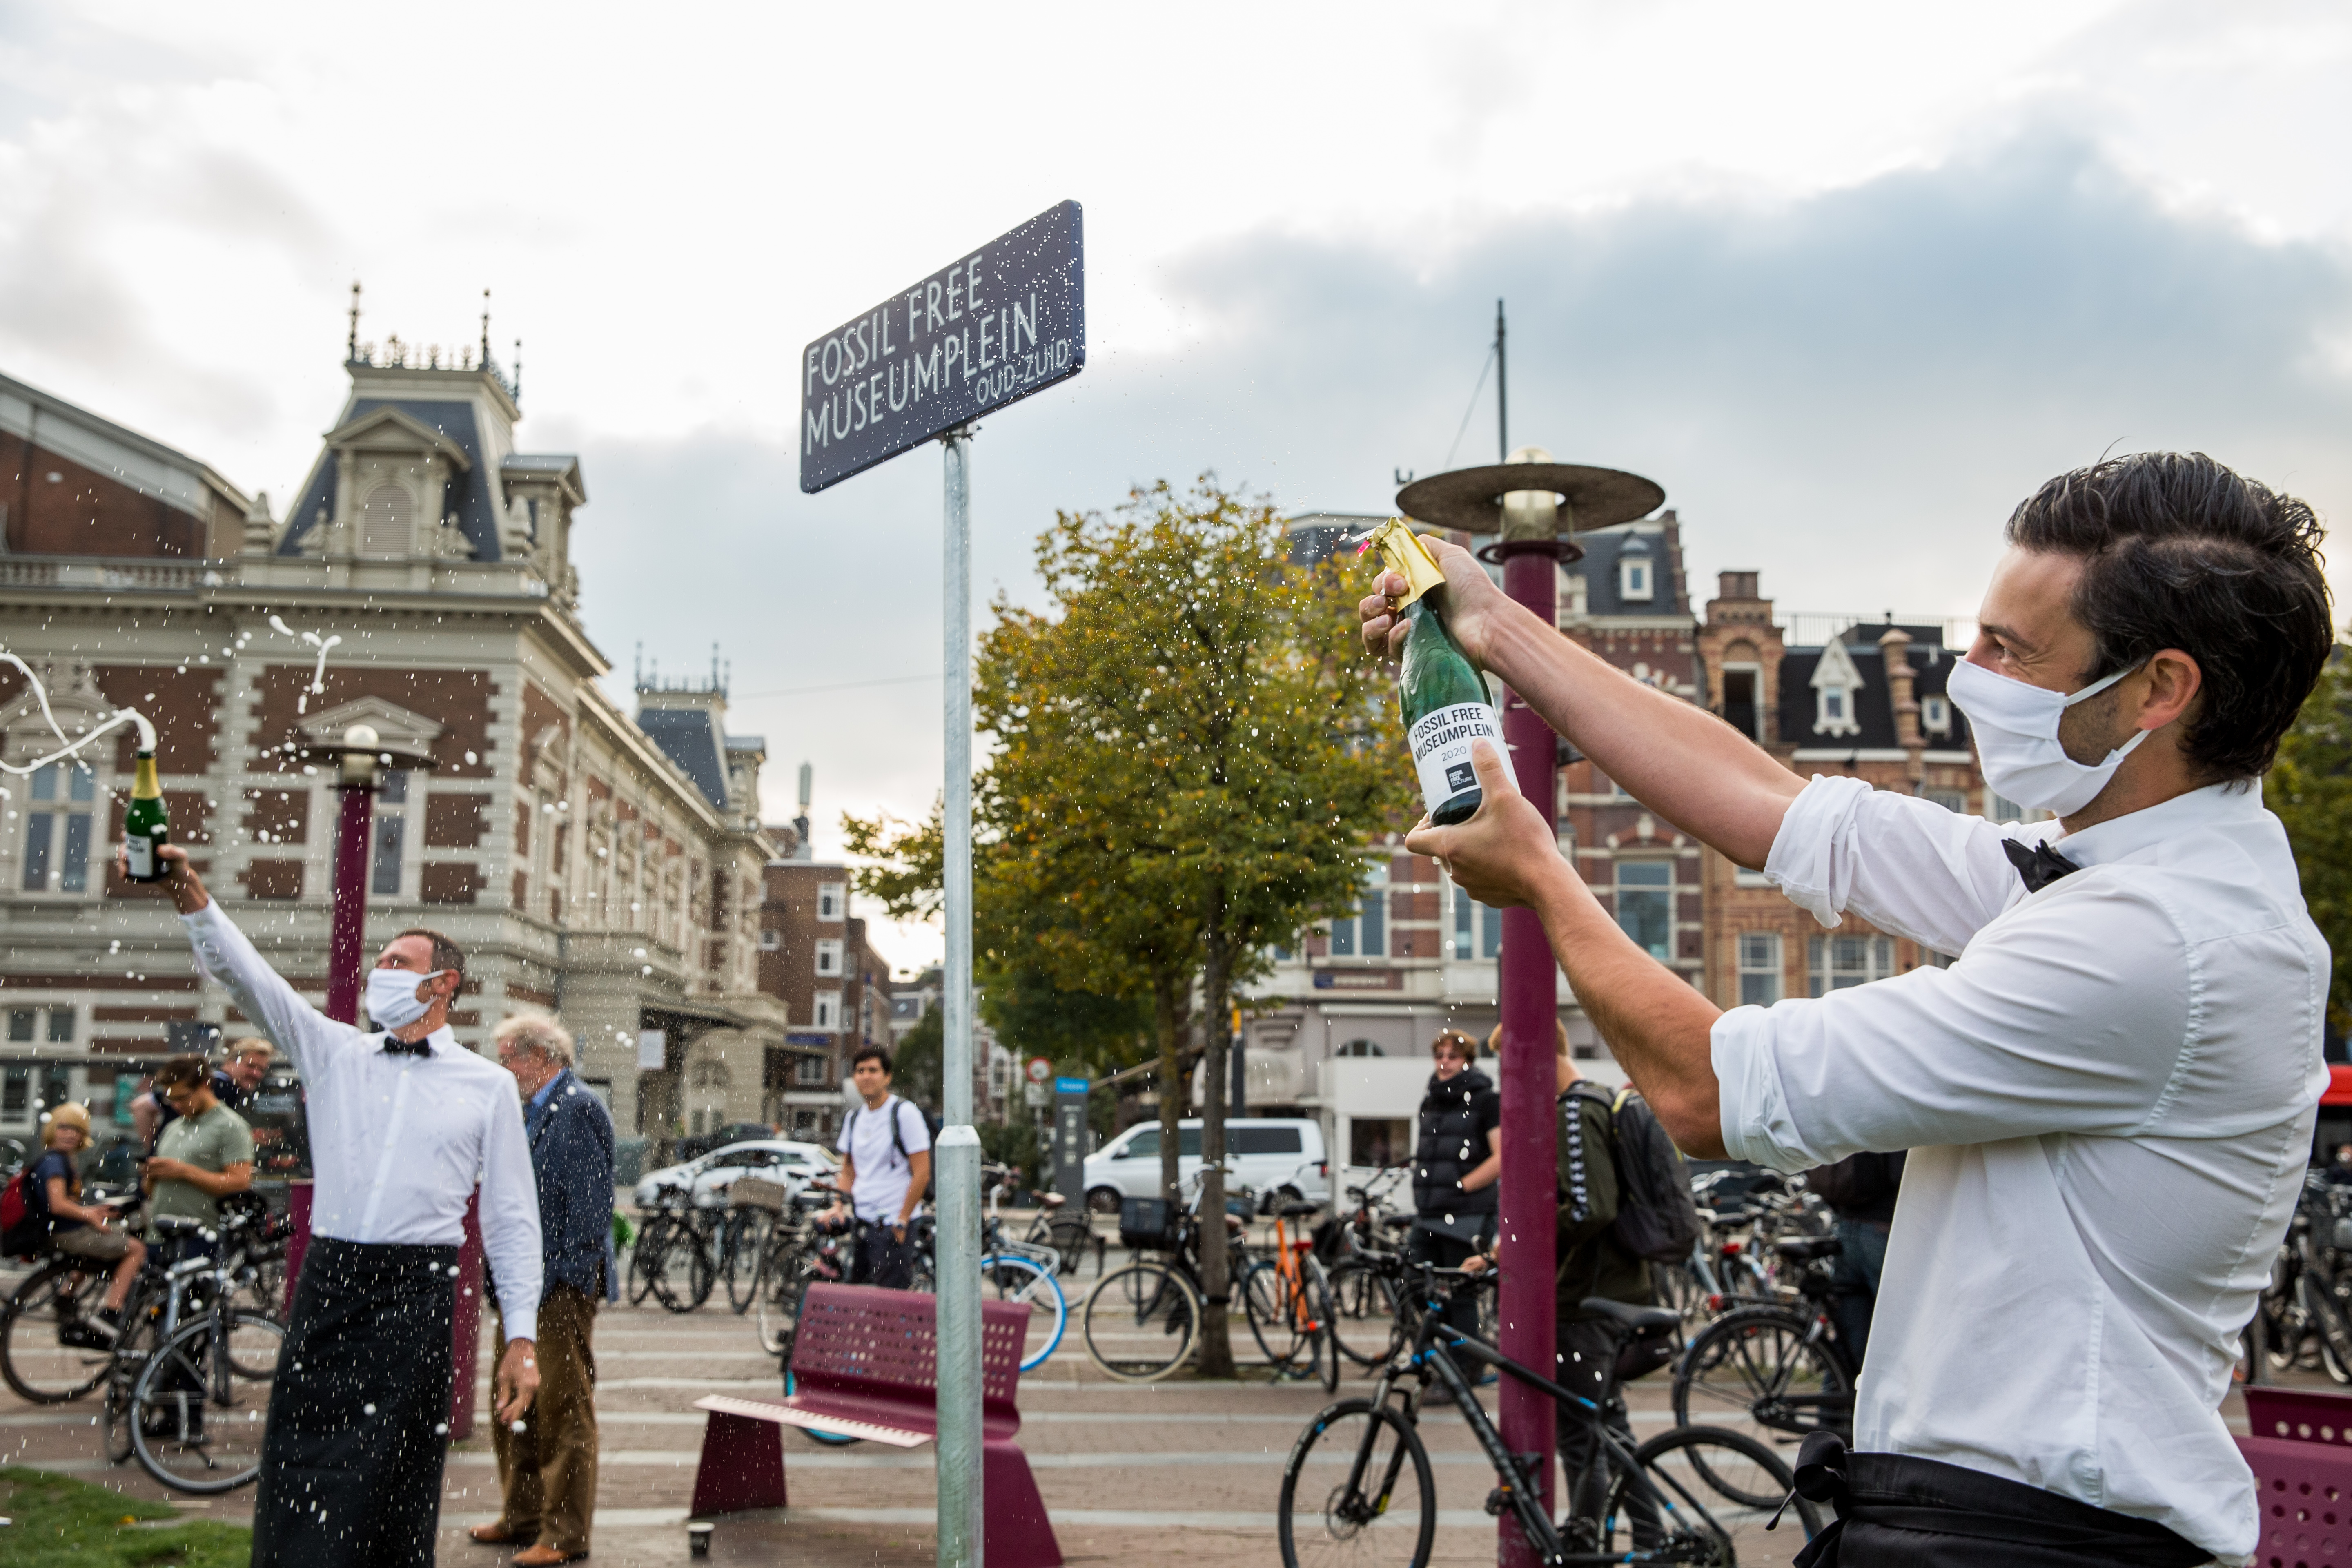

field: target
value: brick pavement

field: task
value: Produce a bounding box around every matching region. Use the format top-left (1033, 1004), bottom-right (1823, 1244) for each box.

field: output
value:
top-left (0, 1237), bottom-right (2308, 1566)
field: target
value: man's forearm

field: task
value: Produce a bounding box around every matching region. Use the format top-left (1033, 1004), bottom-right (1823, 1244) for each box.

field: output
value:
top-left (1483, 599), bottom-right (1801, 869)
top-left (1530, 866), bottom-right (1728, 1158)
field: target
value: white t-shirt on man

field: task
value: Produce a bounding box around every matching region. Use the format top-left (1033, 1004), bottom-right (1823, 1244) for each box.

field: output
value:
top-left (836, 1095), bottom-right (931, 1223)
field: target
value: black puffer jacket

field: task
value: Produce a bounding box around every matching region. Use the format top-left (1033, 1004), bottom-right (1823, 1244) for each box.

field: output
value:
top-left (1412, 1065), bottom-right (1500, 1220)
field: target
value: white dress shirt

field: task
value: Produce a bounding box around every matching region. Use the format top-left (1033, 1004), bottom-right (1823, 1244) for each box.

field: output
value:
top-left (181, 902), bottom-right (544, 1344)
top-left (1713, 775), bottom-right (2327, 1562)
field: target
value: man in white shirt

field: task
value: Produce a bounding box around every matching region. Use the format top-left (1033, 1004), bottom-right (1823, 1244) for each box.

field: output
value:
top-left (150, 844), bottom-right (543, 1568)
top-left (1363, 452), bottom-right (2334, 1566)
top-left (822, 1043), bottom-right (931, 1289)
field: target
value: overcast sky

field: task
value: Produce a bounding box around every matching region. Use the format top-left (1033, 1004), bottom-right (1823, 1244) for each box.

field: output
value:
top-left (4, 1), bottom-right (2346, 973)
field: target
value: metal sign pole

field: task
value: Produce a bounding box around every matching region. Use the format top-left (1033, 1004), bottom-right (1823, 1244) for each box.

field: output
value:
top-left (935, 425), bottom-right (984, 1568)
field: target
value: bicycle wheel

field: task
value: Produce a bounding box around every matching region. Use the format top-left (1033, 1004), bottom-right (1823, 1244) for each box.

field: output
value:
top-left (725, 1211), bottom-right (771, 1314)
top-left (1276, 1397), bottom-right (1435, 1568)
top-left (1604, 1423), bottom-right (1820, 1554)
top-left (626, 1216), bottom-right (666, 1306)
top-left (0, 1259), bottom-right (112, 1403)
top-left (652, 1221), bottom-right (714, 1314)
top-left (129, 1311), bottom-right (283, 1494)
top-left (1672, 1307), bottom-right (1852, 1442)
top-left (1327, 1261), bottom-right (1403, 1369)
top-left (1081, 1263), bottom-right (1200, 1383)
top-left (1245, 1260), bottom-right (1313, 1373)
top-left (982, 1254), bottom-right (1067, 1373)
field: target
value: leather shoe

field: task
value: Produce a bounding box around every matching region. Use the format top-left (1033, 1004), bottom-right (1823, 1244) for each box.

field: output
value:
top-left (513, 1547), bottom-right (586, 1564)
top-left (468, 1524), bottom-right (523, 1545)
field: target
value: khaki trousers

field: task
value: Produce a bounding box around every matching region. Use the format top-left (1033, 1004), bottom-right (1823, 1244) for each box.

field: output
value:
top-left (492, 1283), bottom-right (599, 1556)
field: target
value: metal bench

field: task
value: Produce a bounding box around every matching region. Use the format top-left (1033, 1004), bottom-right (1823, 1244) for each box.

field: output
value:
top-left (690, 1282), bottom-right (1061, 1566)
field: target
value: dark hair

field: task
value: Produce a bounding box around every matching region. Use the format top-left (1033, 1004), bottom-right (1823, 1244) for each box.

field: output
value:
top-left (2005, 452), bottom-right (2334, 780)
top-left (153, 1054), bottom-right (212, 1093)
top-left (394, 927), bottom-right (466, 982)
top-left (850, 1043), bottom-right (893, 1074)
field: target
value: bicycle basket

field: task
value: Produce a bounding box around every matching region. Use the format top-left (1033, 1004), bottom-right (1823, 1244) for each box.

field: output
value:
top-left (730, 1178), bottom-right (788, 1212)
top-left (1119, 1196), bottom-right (1178, 1251)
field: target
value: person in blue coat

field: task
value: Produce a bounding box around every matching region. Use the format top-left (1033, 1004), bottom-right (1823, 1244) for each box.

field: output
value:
top-left (476, 1014), bottom-right (615, 1566)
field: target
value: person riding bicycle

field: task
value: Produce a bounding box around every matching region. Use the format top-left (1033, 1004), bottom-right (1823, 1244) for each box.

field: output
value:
top-left (143, 1054), bottom-right (256, 1241)
top-left (820, 1044), bottom-right (931, 1290)
top-left (1407, 1029), bottom-right (1499, 1340)
top-left (26, 1103), bottom-right (146, 1344)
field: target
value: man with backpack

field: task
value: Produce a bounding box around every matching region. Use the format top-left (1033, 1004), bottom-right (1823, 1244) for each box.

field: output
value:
top-left (1553, 1035), bottom-right (1696, 1536)
top-left (820, 1044), bottom-right (931, 1289)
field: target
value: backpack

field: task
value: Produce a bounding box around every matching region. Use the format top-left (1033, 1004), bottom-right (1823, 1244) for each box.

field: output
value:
top-left (1565, 1082), bottom-right (1704, 1265)
top-left (0, 1164), bottom-right (45, 1258)
top-left (849, 1096), bottom-right (943, 1203)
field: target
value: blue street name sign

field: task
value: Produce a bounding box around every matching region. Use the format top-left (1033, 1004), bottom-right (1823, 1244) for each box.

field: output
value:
top-left (1054, 1077), bottom-right (1088, 1095)
top-left (799, 199), bottom-right (1085, 493)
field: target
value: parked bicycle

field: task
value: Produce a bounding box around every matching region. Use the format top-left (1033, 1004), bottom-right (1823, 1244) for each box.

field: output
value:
top-left (1240, 1198), bottom-right (1338, 1392)
top-left (627, 1190), bottom-right (717, 1314)
top-left (1670, 1231), bottom-right (1858, 1446)
top-left (1079, 1171), bottom-right (1256, 1383)
top-left (1278, 1255), bottom-right (1820, 1566)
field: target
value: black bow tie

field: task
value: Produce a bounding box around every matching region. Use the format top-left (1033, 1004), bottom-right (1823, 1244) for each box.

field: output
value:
top-left (2002, 837), bottom-right (2081, 894)
top-left (380, 1036), bottom-right (433, 1057)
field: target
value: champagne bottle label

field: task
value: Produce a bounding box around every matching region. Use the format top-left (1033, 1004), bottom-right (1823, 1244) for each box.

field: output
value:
top-left (125, 834), bottom-right (156, 880)
top-left (1409, 701), bottom-right (1503, 814)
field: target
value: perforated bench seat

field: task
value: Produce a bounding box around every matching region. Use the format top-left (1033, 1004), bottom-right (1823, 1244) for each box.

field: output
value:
top-left (688, 1283), bottom-right (1062, 1567)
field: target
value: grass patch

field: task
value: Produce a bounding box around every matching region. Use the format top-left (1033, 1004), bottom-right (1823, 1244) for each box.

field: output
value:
top-left (0, 1467), bottom-right (250, 1567)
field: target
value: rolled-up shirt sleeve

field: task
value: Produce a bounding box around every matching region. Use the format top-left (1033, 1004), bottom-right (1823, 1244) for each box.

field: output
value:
top-left (1714, 877), bottom-right (2193, 1172)
top-left (477, 1089), bottom-right (544, 1343)
top-left (1765, 774), bottom-right (2036, 958)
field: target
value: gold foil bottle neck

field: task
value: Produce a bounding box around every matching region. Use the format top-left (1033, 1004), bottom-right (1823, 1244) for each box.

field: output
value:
top-left (1358, 518), bottom-right (1448, 607)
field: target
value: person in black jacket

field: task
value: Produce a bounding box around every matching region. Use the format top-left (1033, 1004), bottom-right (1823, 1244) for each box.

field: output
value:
top-left (1408, 1029), bottom-right (1500, 1337)
top-left (476, 1014), bottom-right (614, 1567)
top-left (1804, 1149), bottom-right (1905, 1366)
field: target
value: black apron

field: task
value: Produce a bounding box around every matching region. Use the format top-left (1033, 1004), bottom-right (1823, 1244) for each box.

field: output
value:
top-left (252, 1238), bottom-right (459, 1567)
top-left (1789, 1434), bottom-right (2214, 1567)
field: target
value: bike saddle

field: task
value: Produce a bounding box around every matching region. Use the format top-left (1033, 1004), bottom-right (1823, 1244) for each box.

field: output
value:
top-left (1775, 1235), bottom-right (1841, 1263)
top-left (1278, 1201), bottom-right (1321, 1219)
top-left (1380, 1214), bottom-right (1414, 1231)
top-left (1576, 1296), bottom-right (1682, 1335)
top-left (149, 1215), bottom-right (207, 1236)
top-left (1037, 1193), bottom-right (1066, 1211)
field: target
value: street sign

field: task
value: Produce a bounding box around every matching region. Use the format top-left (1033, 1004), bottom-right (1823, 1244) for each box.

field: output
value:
top-left (1025, 1056), bottom-right (1054, 1085)
top-left (799, 199), bottom-right (1085, 493)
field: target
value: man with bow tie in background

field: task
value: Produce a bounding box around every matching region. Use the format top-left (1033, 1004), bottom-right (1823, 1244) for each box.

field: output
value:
top-left (1363, 452), bottom-right (2334, 1566)
top-left (152, 843), bottom-right (543, 1568)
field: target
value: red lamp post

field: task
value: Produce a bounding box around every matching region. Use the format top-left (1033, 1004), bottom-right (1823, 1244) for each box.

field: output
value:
top-left (1396, 455), bottom-right (1664, 1566)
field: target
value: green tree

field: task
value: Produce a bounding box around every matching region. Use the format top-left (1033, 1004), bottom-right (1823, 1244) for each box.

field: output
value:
top-left (890, 1002), bottom-right (944, 1110)
top-left (2268, 650), bottom-right (2352, 1030)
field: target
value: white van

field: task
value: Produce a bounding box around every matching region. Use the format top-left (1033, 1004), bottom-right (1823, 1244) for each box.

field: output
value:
top-left (1082, 1118), bottom-right (1328, 1214)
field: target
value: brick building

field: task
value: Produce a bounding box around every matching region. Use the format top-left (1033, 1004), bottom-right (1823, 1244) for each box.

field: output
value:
top-left (0, 339), bottom-right (799, 1149)
top-left (757, 858), bottom-right (893, 1140)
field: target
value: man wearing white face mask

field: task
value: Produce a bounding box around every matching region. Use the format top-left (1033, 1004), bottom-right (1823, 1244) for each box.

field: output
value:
top-left (145, 843), bottom-right (543, 1568)
top-left (1362, 452), bottom-right (2334, 1566)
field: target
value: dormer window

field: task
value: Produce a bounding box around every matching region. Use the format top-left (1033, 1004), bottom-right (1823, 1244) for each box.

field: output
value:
top-left (1620, 558), bottom-right (1653, 601)
top-left (1809, 638), bottom-right (1865, 737)
top-left (1922, 695), bottom-right (1951, 735)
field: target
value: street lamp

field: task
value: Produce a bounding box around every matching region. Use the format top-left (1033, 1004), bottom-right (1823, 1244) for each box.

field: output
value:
top-left (1396, 452), bottom-right (1664, 1567)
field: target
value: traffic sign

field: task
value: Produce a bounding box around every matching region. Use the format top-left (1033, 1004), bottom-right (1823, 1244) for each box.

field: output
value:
top-left (1026, 1056), bottom-right (1054, 1085)
top-left (799, 199), bottom-right (1085, 492)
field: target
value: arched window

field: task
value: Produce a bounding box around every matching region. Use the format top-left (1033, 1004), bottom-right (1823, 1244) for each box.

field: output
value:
top-left (360, 481), bottom-right (414, 556)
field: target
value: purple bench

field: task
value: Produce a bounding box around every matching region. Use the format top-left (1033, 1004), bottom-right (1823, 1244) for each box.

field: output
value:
top-left (690, 1282), bottom-right (1062, 1567)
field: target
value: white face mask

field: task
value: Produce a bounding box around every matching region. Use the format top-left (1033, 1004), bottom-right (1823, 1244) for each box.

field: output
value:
top-left (366, 967), bottom-right (446, 1031)
top-left (1947, 656), bottom-right (2149, 817)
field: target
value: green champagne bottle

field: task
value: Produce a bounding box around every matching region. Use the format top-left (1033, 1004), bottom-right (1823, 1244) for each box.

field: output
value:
top-left (124, 750), bottom-right (169, 883)
top-left (1362, 519), bottom-right (1503, 826)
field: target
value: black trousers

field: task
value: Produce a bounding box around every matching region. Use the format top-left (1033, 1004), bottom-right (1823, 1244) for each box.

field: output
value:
top-left (1555, 1316), bottom-right (1657, 1541)
top-left (1405, 1223), bottom-right (1489, 1339)
top-left (252, 1238), bottom-right (457, 1568)
top-left (1790, 1437), bottom-right (2214, 1567)
top-left (852, 1222), bottom-right (915, 1290)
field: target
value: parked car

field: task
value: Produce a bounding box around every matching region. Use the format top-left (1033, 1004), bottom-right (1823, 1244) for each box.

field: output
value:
top-left (634, 1140), bottom-right (840, 1209)
top-left (1082, 1118), bottom-right (1329, 1214)
top-left (673, 1121), bottom-right (779, 1164)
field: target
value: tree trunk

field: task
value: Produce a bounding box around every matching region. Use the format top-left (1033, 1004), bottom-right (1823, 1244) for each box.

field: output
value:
top-left (1196, 932), bottom-right (1236, 1377)
top-left (1153, 971), bottom-right (1183, 1206)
